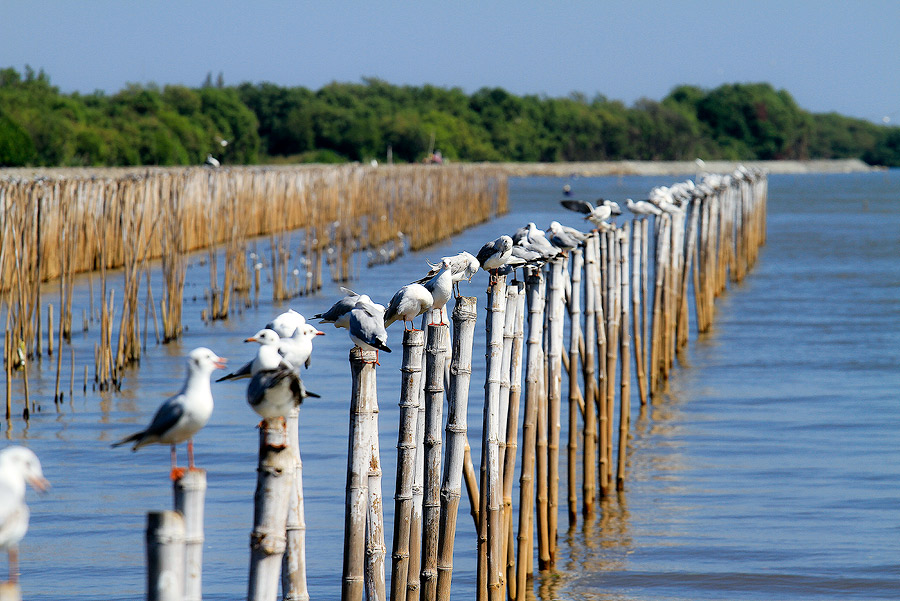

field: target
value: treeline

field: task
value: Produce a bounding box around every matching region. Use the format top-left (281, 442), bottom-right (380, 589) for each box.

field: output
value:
top-left (1, 66), bottom-right (899, 167)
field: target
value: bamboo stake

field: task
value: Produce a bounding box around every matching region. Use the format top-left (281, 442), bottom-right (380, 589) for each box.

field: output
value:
top-left (566, 249), bottom-right (584, 526)
top-left (544, 258), bottom-right (565, 565)
top-left (391, 329), bottom-right (425, 601)
top-left (406, 316), bottom-right (428, 601)
top-left (420, 324), bottom-right (448, 601)
top-left (146, 510), bottom-right (185, 601)
top-left (516, 267), bottom-right (544, 596)
top-left (249, 419), bottom-right (294, 601)
top-left (343, 348), bottom-right (378, 601)
top-left (174, 470), bottom-right (206, 601)
top-left (283, 406), bottom-right (310, 601)
top-left (617, 229), bottom-right (631, 491)
top-left (366, 388), bottom-right (387, 601)
top-left (631, 221), bottom-right (648, 405)
top-left (502, 281), bottom-right (526, 601)
top-left (435, 297), bottom-right (477, 601)
top-left (581, 236), bottom-right (598, 515)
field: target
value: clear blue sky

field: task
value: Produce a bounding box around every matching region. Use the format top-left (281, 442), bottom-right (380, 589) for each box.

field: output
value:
top-left (2, 1), bottom-right (898, 123)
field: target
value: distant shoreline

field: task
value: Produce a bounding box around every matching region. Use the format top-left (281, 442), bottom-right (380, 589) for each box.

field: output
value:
top-left (483, 158), bottom-right (876, 177)
top-left (0, 158), bottom-right (876, 180)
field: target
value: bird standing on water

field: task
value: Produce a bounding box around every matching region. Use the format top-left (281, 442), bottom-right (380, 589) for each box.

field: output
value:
top-left (0, 446), bottom-right (49, 584)
top-left (112, 347), bottom-right (226, 479)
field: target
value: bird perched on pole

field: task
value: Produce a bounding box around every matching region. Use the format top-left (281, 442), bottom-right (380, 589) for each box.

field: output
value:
top-left (560, 198), bottom-right (620, 229)
top-left (112, 347), bottom-right (226, 479)
top-left (414, 251), bottom-right (479, 297)
top-left (349, 300), bottom-right (392, 364)
top-left (626, 198), bottom-right (663, 217)
top-left (384, 283), bottom-right (433, 331)
top-left (476, 235), bottom-right (514, 284)
top-left (422, 259), bottom-right (454, 325)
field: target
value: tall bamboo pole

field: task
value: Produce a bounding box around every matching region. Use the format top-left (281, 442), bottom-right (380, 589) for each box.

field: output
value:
top-left (436, 297), bottom-right (477, 601)
top-left (174, 470), bottom-right (206, 601)
top-left (516, 267), bottom-right (544, 597)
top-left (631, 221), bottom-right (648, 405)
top-left (146, 510), bottom-right (185, 601)
top-left (544, 258), bottom-right (565, 565)
top-left (283, 406), bottom-right (310, 601)
top-left (420, 324), bottom-right (449, 601)
top-left (391, 329), bottom-right (425, 601)
top-left (249, 418), bottom-right (294, 601)
top-left (343, 348), bottom-right (379, 601)
top-left (366, 389), bottom-right (387, 601)
top-left (581, 236), bottom-right (598, 516)
top-left (566, 249), bottom-right (584, 526)
top-left (616, 229), bottom-right (631, 491)
top-left (502, 281), bottom-right (525, 601)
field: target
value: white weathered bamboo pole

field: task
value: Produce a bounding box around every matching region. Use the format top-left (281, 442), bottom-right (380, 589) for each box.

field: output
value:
top-left (582, 234), bottom-right (599, 515)
top-left (249, 418), bottom-right (294, 601)
top-left (482, 275), bottom-right (507, 601)
top-left (641, 219), bottom-right (650, 390)
top-left (545, 257), bottom-right (565, 566)
top-left (147, 510), bottom-right (185, 601)
top-left (677, 198), bottom-right (701, 353)
top-left (516, 267), bottom-right (544, 597)
top-left (366, 389), bottom-right (387, 601)
top-left (173, 469), bottom-right (206, 601)
top-left (420, 323), bottom-right (449, 601)
top-left (597, 232), bottom-right (611, 496)
top-left (631, 221), bottom-right (648, 405)
top-left (283, 407), bottom-right (310, 601)
top-left (616, 229), bottom-right (631, 491)
top-left (0, 582), bottom-right (20, 601)
top-left (436, 296), bottom-right (477, 601)
top-left (343, 349), bottom-right (378, 601)
top-left (391, 329), bottom-right (425, 601)
top-left (649, 214), bottom-right (669, 397)
top-left (502, 281), bottom-right (526, 601)
top-left (566, 249), bottom-right (583, 527)
top-left (407, 317), bottom-right (428, 601)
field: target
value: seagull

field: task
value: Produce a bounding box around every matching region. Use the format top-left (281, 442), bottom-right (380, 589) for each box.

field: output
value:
top-left (603, 199), bottom-right (623, 216)
top-left (384, 284), bottom-right (433, 330)
top-left (0, 446), bottom-right (49, 584)
top-left (112, 347), bottom-right (226, 479)
top-left (277, 322), bottom-right (324, 369)
top-left (314, 288), bottom-right (384, 330)
top-left (415, 251), bottom-right (479, 297)
top-left (349, 300), bottom-right (392, 364)
top-left (265, 309), bottom-right (306, 338)
top-left (422, 259), bottom-right (454, 325)
top-left (476, 235), bottom-right (514, 283)
top-left (205, 154), bottom-right (220, 168)
top-left (517, 223), bottom-right (560, 260)
top-left (546, 221), bottom-right (581, 253)
top-left (626, 198), bottom-right (663, 217)
top-left (560, 199), bottom-right (614, 228)
top-left (247, 363), bottom-right (319, 421)
top-left (216, 329), bottom-right (281, 382)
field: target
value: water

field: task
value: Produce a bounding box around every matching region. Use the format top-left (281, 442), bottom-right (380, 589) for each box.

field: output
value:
top-left (7, 170), bottom-right (900, 599)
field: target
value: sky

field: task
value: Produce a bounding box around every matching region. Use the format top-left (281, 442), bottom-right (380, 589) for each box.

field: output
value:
top-left (1, 1), bottom-right (898, 124)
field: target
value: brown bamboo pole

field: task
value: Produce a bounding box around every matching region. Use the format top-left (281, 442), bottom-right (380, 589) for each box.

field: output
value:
top-left (435, 296), bottom-right (477, 601)
top-left (678, 198), bottom-right (701, 352)
top-left (544, 258), bottom-right (565, 565)
top-left (391, 329), bottom-right (425, 601)
top-left (516, 266), bottom-right (544, 596)
top-left (649, 215), bottom-right (669, 397)
top-left (502, 281), bottom-right (526, 600)
top-left (146, 510), bottom-right (185, 601)
top-left (366, 388), bottom-right (387, 601)
top-left (616, 229), bottom-right (631, 491)
top-left (249, 418), bottom-right (294, 601)
top-left (406, 315), bottom-right (428, 601)
top-left (420, 323), bottom-right (449, 601)
top-left (566, 248), bottom-right (584, 527)
top-left (581, 235), bottom-right (598, 515)
top-left (174, 469), bottom-right (207, 601)
top-left (343, 348), bottom-right (379, 601)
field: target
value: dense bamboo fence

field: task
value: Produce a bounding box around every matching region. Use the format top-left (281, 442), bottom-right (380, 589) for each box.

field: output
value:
top-left (0, 164), bottom-right (507, 417)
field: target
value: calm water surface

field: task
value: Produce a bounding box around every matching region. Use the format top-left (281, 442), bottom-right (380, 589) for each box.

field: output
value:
top-left (8, 171), bottom-right (899, 600)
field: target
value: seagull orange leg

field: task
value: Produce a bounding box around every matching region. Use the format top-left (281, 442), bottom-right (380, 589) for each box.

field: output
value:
top-left (170, 445), bottom-right (185, 481)
top-left (187, 439), bottom-right (197, 471)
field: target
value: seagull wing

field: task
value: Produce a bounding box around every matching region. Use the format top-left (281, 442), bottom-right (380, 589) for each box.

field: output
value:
top-left (560, 199), bottom-right (594, 215)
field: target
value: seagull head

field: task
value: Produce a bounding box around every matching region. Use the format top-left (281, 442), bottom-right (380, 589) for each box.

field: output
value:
top-left (245, 329), bottom-right (281, 346)
top-left (0, 446), bottom-right (50, 494)
top-left (189, 346), bottom-right (227, 371)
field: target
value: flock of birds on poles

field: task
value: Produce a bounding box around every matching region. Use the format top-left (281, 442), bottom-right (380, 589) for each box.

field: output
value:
top-left (0, 165), bottom-right (762, 591)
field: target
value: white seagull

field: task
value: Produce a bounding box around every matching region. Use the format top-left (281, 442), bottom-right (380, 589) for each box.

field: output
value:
top-left (278, 323), bottom-right (325, 369)
top-left (265, 309), bottom-right (306, 338)
top-left (626, 198), bottom-right (663, 217)
top-left (349, 300), bottom-right (392, 363)
top-left (384, 284), bottom-right (434, 330)
top-left (517, 223), bottom-right (560, 261)
top-left (415, 251), bottom-right (479, 297)
top-left (112, 347), bottom-right (226, 478)
top-left (560, 199), bottom-right (616, 228)
top-left (314, 288), bottom-right (385, 330)
top-left (0, 446), bottom-right (49, 584)
top-left (546, 221), bottom-right (581, 253)
top-left (422, 259), bottom-right (454, 325)
top-left (476, 235), bottom-right (514, 276)
top-left (205, 154), bottom-right (220, 168)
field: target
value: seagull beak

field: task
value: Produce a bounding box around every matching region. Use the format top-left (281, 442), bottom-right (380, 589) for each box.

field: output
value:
top-left (315, 330), bottom-right (325, 336)
top-left (28, 475), bottom-right (51, 494)
top-left (244, 336), bottom-right (258, 343)
top-left (214, 357), bottom-right (228, 369)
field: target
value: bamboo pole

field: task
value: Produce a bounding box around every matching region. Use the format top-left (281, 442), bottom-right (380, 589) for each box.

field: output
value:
top-left (343, 348), bottom-right (379, 601)
top-left (173, 469), bottom-right (206, 601)
top-left (391, 329), bottom-right (425, 601)
top-left (631, 221), bottom-right (648, 405)
top-left (146, 510), bottom-right (185, 601)
top-left (566, 249), bottom-right (583, 526)
top-left (0, 582), bottom-right (20, 601)
top-left (249, 418), bottom-right (294, 601)
top-left (406, 316), bottom-right (428, 601)
top-left (366, 389), bottom-right (387, 601)
top-left (435, 296), bottom-right (477, 601)
top-left (544, 258), bottom-right (565, 565)
top-left (516, 267), bottom-right (544, 596)
top-left (420, 323), bottom-right (449, 601)
top-left (283, 406), bottom-right (310, 601)
top-left (581, 235), bottom-right (598, 515)
top-left (617, 229), bottom-right (631, 491)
